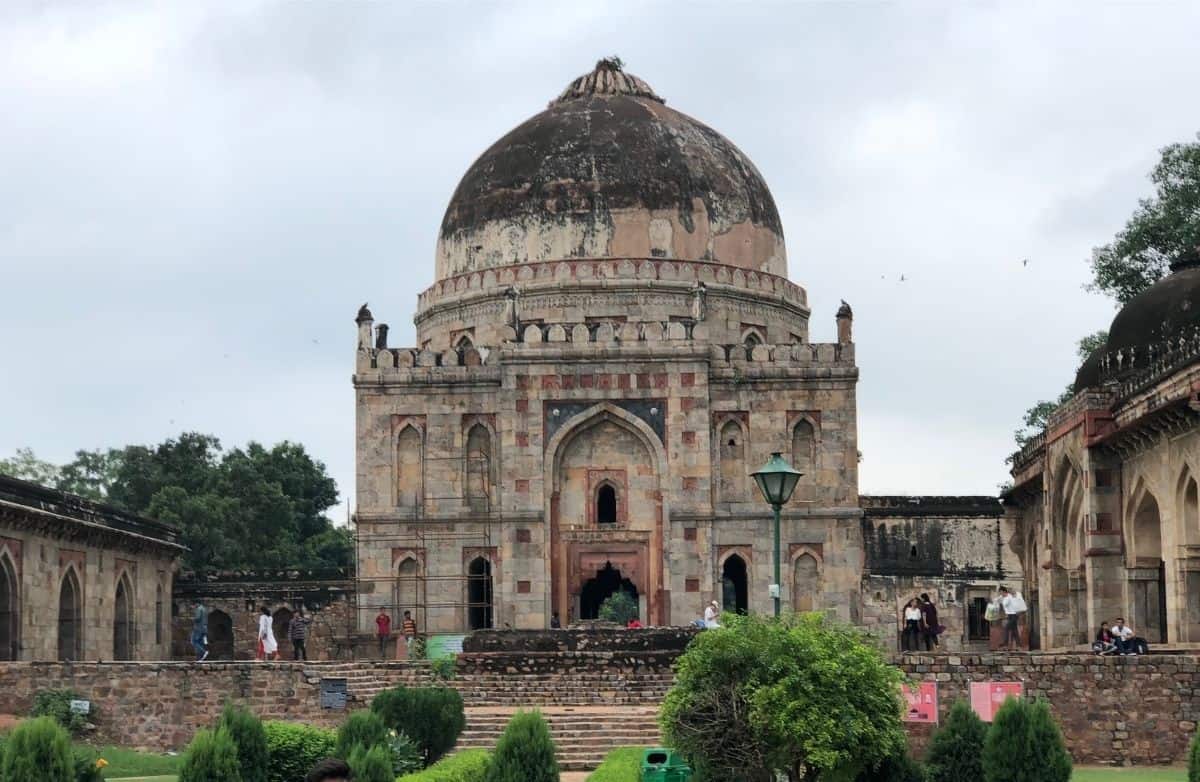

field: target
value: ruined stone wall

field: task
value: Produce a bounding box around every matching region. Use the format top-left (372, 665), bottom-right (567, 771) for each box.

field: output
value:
top-left (171, 591), bottom-right (354, 662)
top-left (897, 653), bottom-right (1200, 765)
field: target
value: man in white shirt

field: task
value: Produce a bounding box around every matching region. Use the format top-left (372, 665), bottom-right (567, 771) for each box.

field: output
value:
top-left (998, 586), bottom-right (1021, 651)
top-left (703, 600), bottom-right (720, 629)
top-left (1111, 617), bottom-right (1136, 655)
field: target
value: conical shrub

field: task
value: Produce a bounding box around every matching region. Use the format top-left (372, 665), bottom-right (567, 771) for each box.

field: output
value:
top-left (483, 710), bottom-right (559, 782)
top-left (218, 703), bottom-right (268, 782)
top-left (925, 701), bottom-right (987, 782)
top-left (347, 743), bottom-right (395, 782)
top-left (1189, 724), bottom-right (1200, 782)
top-left (178, 726), bottom-right (243, 782)
top-left (0, 715), bottom-right (74, 782)
top-left (335, 709), bottom-right (390, 759)
top-left (981, 697), bottom-right (1071, 782)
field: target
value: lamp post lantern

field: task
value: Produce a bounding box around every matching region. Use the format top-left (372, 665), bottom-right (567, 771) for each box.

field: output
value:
top-left (751, 452), bottom-right (803, 617)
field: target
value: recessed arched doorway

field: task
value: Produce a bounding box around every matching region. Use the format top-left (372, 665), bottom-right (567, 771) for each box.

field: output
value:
top-left (58, 569), bottom-right (82, 661)
top-left (467, 557), bottom-right (494, 630)
top-left (272, 607), bottom-right (293, 646)
top-left (113, 575), bottom-right (133, 660)
top-left (207, 610), bottom-right (234, 660)
top-left (721, 555), bottom-right (749, 615)
top-left (580, 562), bottom-right (638, 620)
top-left (0, 553), bottom-right (18, 661)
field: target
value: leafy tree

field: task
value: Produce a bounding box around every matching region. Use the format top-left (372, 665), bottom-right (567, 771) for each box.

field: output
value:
top-left (660, 612), bottom-right (906, 782)
top-left (0, 447), bottom-right (61, 486)
top-left (179, 727), bottom-right (243, 782)
top-left (925, 701), bottom-right (987, 782)
top-left (1012, 330), bottom-right (1109, 449)
top-left (597, 590), bottom-right (639, 625)
top-left (483, 710), bottom-right (560, 782)
top-left (262, 721), bottom-right (336, 782)
top-left (371, 686), bottom-right (465, 766)
top-left (218, 704), bottom-right (269, 782)
top-left (0, 715), bottom-right (75, 782)
top-left (981, 698), bottom-right (1071, 782)
top-left (1089, 133), bottom-right (1200, 305)
top-left (854, 749), bottom-right (923, 782)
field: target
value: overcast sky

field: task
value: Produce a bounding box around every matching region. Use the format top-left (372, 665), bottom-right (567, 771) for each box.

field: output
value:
top-left (3, 1), bottom-right (1200, 519)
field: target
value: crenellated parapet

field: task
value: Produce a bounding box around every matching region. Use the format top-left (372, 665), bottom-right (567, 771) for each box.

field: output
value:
top-left (416, 258), bottom-right (808, 315)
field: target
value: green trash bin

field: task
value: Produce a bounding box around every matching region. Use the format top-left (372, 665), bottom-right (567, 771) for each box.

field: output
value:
top-left (640, 748), bottom-right (692, 782)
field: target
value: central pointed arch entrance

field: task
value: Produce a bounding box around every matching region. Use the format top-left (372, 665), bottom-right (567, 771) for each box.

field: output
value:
top-left (579, 562), bottom-right (639, 620)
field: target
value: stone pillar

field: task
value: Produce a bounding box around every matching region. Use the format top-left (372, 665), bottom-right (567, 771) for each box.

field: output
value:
top-left (836, 301), bottom-right (853, 344)
top-left (1085, 453), bottom-right (1124, 637)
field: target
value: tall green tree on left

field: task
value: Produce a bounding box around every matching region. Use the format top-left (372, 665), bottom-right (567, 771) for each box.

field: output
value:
top-left (0, 433), bottom-right (352, 573)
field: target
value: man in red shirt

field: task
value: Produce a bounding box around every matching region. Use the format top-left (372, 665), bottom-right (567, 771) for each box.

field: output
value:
top-left (375, 611), bottom-right (392, 659)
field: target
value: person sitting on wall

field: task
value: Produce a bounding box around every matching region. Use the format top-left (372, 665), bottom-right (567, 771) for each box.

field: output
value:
top-left (1093, 622), bottom-right (1118, 655)
top-left (704, 600), bottom-right (720, 629)
top-left (550, 612), bottom-right (561, 629)
top-left (306, 758), bottom-right (353, 782)
top-left (1104, 618), bottom-right (1132, 652)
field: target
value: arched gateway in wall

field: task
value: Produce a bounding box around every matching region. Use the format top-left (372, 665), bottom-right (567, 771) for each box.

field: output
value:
top-left (546, 403), bottom-right (668, 625)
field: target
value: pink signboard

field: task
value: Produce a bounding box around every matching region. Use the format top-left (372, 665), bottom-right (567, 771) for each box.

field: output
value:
top-left (969, 681), bottom-right (1024, 722)
top-left (901, 682), bottom-right (939, 724)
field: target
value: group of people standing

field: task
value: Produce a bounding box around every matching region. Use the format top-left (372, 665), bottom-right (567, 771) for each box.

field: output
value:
top-left (189, 602), bottom-right (315, 662)
top-left (901, 593), bottom-right (942, 651)
top-left (374, 609), bottom-right (418, 658)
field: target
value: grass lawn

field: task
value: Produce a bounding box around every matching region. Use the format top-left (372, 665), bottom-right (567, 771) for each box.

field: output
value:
top-left (75, 744), bottom-right (181, 779)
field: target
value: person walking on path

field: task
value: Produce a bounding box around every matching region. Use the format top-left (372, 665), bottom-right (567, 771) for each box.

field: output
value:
top-left (257, 606), bottom-right (279, 661)
top-left (289, 607), bottom-right (313, 661)
top-left (401, 610), bottom-right (418, 658)
top-left (919, 593), bottom-right (941, 651)
top-left (375, 610), bottom-right (392, 658)
top-left (192, 601), bottom-right (209, 662)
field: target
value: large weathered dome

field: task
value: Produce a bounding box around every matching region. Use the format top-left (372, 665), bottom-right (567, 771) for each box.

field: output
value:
top-left (435, 59), bottom-right (787, 280)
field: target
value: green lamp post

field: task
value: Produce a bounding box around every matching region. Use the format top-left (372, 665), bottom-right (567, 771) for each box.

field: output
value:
top-left (751, 452), bottom-right (803, 617)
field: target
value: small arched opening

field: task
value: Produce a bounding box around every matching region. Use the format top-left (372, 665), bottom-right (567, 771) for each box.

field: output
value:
top-left (596, 484), bottom-right (617, 525)
top-left (1131, 490), bottom-right (1168, 643)
top-left (792, 554), bottom-right (820, 613)
top-left (272, 607), bottom-right (293, 646)
top-left (58, 569), bottom-right (82, 662)
top-left (0, 553), bottom-right (18, 661)
top-left (467, 557), bottom-right (494, 630)
top-left (113, 575), bottom-right (133, 660)
top-left (207, 610), bottom-right (234, 660)
top-left (721, 554), bottom-right (749, 615)
top-left (154, 583), bottom-right (163, 648)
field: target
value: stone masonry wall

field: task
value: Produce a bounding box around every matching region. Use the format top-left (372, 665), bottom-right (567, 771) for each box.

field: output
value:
top-left (896, 653), bottom-right (1200, 765)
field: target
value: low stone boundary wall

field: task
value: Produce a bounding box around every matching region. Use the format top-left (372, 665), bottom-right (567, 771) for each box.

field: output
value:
top-left (463, 627), bottom-right (698, 653)
top-left (2, 653), bottom-right (1197, 764)
top-left (895, 653), bottom-right (1200, 765)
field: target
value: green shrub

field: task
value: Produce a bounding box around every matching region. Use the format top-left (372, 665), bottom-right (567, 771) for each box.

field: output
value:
top-left (483, 710), bottom-right (559, 782)
top-left (335, 709), bottom-right (391, 759)
top-left (263, 721), bottom-right (336, 782)
top-left (597, 591), bottom-right (638, 625)
top-left (585, 747), bottom-right (642, 782)
top-left (30, 689), bottom-right (95, 735)
top-left (431, 655), bottom-right (458, 681)
top-left (349, 743), bottom-right (397, 782)
top-left (409, 636), bottom-right (428, 660)
top-left (981, 697), bottom-right (1071, 782)
top-left (218, 703), bottom-right (269, 782)
top-left (925, 701), bottom-right (987, 782)
top-left (389, 731), bottom-right (425, 776)
top-left (178, 726), bottom-right (243, 782)
top-left (1190, 723), bottom-right (1200, 782)
top-left (372, 686), bottom-right (466, 766)
top-left (72, 748), bottom-right (105, 782)
top-left (855, 749), bottom-right (923, 782)
top-left (0, 716), bottom-right (75, 782)
top-left (398, 749), bottom-right (491, 781)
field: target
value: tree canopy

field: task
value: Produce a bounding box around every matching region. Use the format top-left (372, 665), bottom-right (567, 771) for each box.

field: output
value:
top-left (1089, 133), bottom-right (1200, 305)
top-left (0, 433), bottom-right (351, 573)
top-left (660, 612), bottom-right (906, 782)
top-left (1012, 330), bottom-right (1107, 448)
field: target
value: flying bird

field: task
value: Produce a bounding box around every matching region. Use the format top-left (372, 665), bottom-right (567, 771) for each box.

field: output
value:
top-left (1022, 258), bottom-right (1029, 267)
top-left (899, 274), bottom-right (907, 282)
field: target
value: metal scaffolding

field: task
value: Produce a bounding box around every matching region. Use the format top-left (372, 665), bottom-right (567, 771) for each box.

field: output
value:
top-left (351, 452), bottom-right (500, 634)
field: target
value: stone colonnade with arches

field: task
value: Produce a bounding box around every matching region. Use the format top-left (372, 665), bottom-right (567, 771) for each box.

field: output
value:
top-left (0, 475), bottom-right (182, 661)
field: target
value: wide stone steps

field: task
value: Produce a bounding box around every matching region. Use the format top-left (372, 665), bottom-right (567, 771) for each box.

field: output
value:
top-left (455, 707), bottom-right (662, 771)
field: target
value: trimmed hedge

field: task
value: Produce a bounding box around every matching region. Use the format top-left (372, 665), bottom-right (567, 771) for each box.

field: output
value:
top-left (1190, 723), bottom-right (1200, 782)
top-left (981, 698), bottom-right (1071, 782)
top-left (398, 749), bottom-right (492, 782)
top-left (372, 686), bottom-right (466, 766)
top-left (0, 715), bottom-right (75, 782)
top-left (178, 726), bottom-right (243, 782)
top-left (263, 721), bottom-right (336, 782)
top-left (483, 710), bottom-right (559, 782)
top-left (349, 743), bottom-right (396, 782)
top-left (335, 710), bottom-right (391, 759)
top-left (925, 701), bottom-right (987, 782)
top-left (585, 747), bottom-right (643, 782)
top-left (219, 704), bottom-right (269, 782)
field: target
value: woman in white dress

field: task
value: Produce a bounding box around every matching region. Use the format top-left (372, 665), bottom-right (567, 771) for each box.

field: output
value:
top-left (257, 606), bottom-right (279, 661)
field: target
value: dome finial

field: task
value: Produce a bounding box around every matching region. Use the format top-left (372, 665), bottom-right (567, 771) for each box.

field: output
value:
top-left (551, 57), bottom-right (664, 107)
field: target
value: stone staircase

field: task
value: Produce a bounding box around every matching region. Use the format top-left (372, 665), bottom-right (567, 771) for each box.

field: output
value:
top-left (456, 706), bottom-right (663, 771)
